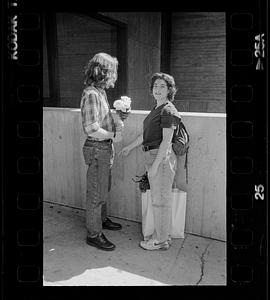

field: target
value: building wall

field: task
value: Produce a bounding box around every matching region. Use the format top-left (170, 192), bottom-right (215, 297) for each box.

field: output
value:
top-left (43, 108), bottom-right (226, 241)
top-left (44, 12), bottom-right (162, 109)
top-left (171, 12), bottom-right (226, 113)
top-left (44, 12), bottom-right (225, 113)
top-left (55, 13), bottom-right (118, 108)
top-left (101, 12), bottom-right (162, 110)
top-left (43, 16), bottom-right (49, 99)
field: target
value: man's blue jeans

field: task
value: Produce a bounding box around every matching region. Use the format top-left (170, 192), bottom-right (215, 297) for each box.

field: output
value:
top-left (82, 139), bottom-right (114, 237)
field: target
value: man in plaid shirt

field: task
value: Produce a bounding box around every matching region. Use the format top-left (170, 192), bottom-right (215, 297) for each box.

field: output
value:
top-left (81, 53), bottom-right (124, 251)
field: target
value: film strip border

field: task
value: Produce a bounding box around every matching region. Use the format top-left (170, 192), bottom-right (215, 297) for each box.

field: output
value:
top-left (3, 0), bottom-right (43, 293)
top-left (226, 1), bottom-right (267, 295)
top-left (1, 1), bottom-right (268, 299)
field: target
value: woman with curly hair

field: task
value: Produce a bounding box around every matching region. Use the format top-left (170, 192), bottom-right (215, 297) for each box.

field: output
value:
top-left (80, 53), bottom-right (124, 251)
top-left (119, 72), bottom-right (181, 250)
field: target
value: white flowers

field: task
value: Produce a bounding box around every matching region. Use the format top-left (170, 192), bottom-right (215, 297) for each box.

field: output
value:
top-left (113, 96), bottom-right (132, 113)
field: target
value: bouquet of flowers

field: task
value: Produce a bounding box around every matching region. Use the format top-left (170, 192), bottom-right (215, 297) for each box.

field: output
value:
top-left (113, 96), bottom-right (132, 129)
top-left (113, 96), bottom-right (131, 119)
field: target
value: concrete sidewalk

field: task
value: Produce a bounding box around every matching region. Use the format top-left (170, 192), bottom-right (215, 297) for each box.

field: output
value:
top-left (43, 202), bottom-right (226, 286)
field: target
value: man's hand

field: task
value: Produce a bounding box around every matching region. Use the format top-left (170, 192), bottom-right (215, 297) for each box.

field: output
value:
top-left (118, 111), bottom-right (129, 121)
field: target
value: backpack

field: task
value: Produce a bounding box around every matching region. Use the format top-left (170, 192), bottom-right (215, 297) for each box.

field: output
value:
top-left (172, 121), bottom-right (190, 184)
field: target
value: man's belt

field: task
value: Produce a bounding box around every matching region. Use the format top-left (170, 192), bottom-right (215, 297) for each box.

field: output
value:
top-left (142, 144), bottom-right (159, 152)
top-left (87, 137), bottom-right (112, 144)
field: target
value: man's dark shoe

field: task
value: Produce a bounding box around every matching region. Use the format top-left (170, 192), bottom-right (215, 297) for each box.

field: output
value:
top-left (102, 217), bottom-right (122, 231)
top-left (86, 233), bottom-right (115, 251)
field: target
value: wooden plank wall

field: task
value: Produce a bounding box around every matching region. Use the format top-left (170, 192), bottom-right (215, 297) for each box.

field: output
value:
top-left (44, 12), bottom-right (161, 110)
top-left (55, 13), bottom-right (118, 108)
top-left (43, 108), bottom-right (226, 241)
top-left (44, 12), bottom-right (225, 112)
top-left (43, 16), bottom-right (49, 98)
top-left (101, 12), bottom-right (162, 110)
top-left (171, 12), bottom-right (226, 113)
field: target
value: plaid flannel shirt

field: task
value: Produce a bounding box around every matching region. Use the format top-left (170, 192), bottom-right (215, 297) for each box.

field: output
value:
top-left (80, 86), bottom-right (116, 136)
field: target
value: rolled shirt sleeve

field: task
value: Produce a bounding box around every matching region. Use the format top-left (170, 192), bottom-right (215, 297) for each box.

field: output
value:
top-left (81, 91), bottom-right (100, 135)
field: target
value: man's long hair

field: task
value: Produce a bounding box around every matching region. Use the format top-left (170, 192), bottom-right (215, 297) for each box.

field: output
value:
top-left (84, 53), bottom-right (118, 88)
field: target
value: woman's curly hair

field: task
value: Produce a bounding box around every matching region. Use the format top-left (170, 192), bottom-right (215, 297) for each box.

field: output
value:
top-left (150, 72), bottom-right (178, 102)
top-left (84, 53), bottom-right (118, 88)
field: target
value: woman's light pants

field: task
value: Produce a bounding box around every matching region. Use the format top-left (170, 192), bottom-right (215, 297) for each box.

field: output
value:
top-left (143, 146), bottom-right (177, 242)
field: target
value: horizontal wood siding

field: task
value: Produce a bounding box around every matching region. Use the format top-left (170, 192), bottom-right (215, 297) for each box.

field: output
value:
top-left (56, 13), bottom-right (117, 107)
top-left (171, 12), bottom-right (226, 113)
top-left (101, 12), bottom-right (162, 110)
top-left (44, 12), bottom-right (225, 112)
top-left (43, 16), bottom-right (49, 99)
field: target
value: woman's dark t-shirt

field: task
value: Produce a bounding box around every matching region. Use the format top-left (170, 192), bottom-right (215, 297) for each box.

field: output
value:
top-left (143, 102), bottom-right (181, 147)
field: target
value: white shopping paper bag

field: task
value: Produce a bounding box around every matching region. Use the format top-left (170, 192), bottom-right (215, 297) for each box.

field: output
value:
top-left (141, 188), bottom-right (187, 239)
